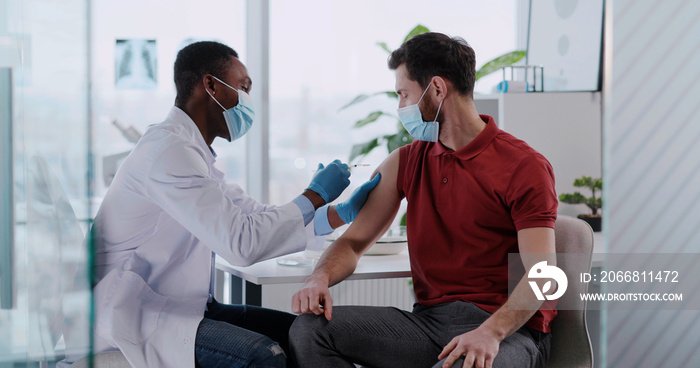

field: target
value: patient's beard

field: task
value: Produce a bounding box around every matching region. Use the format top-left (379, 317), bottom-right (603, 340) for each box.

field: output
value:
top-left (419, 96), bottom-right (442, 124)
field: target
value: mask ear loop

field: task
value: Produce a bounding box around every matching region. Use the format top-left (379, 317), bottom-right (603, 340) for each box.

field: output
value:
top-left (210, 75), bottom-right (242, 109)
top-left (205, 75), bottom-right (228, 111)
top-left (211, 75), bottom-right (238, 91)
top-left (416, 82), bottom-right (432, 104)
top-left (433, 100), bottom-right (443, 123)
top-left (206, 88), bottom-right (226, 111)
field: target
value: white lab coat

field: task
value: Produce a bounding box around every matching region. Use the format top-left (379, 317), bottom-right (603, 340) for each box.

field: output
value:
top-left (84, 107), bottom-right (309, 367)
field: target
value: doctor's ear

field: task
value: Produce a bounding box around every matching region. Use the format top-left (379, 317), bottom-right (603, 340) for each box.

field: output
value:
top-left (203, 75), bottom-right (217, 95)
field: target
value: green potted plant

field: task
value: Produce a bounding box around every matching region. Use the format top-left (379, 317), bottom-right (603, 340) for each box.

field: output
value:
top-left (559, 176), bottom-right (603, 232)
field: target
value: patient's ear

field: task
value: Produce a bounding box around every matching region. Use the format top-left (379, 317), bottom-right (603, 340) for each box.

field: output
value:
top-left (431, 76), bottom-right (449, 101)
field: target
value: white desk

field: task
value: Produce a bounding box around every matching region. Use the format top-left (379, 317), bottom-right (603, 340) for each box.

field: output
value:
top-left (216, 250), bottom-right (411, 284)
top-left (216, 232), bottom-right (606, 306)
top-left (215, 250), bottom-right (412, 305)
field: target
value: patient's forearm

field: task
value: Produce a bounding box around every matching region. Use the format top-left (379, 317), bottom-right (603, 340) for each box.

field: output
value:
top-left (478, 227), bottom-right (556, 339)
top-left (307, 239), bottom-right (362, 287)
top-left (480, 277), bottom-right (545, 341)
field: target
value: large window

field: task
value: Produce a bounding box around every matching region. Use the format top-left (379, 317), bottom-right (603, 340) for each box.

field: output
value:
top-left (268, 0), bottom-right (518, 214)
top-left (90, 0), bottom-right (247, 201)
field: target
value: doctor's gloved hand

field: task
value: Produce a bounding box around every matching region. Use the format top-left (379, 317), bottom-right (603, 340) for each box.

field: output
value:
top-left (335, 173), bottom-right (381, 224)
top-left (306, 159), bottom-right (351, 204)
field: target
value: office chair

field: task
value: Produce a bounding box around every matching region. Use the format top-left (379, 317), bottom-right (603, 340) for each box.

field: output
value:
top-left (547, 215), bottom-right (595, 368)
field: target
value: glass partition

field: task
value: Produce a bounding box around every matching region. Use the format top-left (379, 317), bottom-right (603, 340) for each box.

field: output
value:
top-left (0, 0), bottom-right (92, 365)
top-left (1, 0), bottom-right (249, 364)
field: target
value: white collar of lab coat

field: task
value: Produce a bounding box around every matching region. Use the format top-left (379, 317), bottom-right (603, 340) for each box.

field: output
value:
top-left (166, 106), bottom-right (218, 163)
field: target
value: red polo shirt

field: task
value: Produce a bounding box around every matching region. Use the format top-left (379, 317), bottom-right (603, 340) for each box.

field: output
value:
top-left (397, 115), bottom-right (558, 333)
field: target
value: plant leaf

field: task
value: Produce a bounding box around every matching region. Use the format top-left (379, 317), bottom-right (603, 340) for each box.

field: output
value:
top-left (400, 212), bottom-right (407, 226)
top-left (349, 138), bottom-right (379, 163)
top-left (475, 50), bottom-right (526, 81)
top-left (376, 41), bottom-right (392, 54)
top-left (338, 91), bottom-right (399, 111)
top-left (559, 192), bottom-right (587, 204)
top-left (384, 133), bottom-right (399, 152)
top-left (338, 94), bottom-right (371, 111)
top-left (403, 24), bottom-right (430, 43)
top-left (587, 198), bottom-right (602, 210)
top-left (353, 111), bottom-right (385, 128)
top-left (573, 176), bottom-right (594, 188)
top-left (384, 91), bottom-right (399, 99)
top-left (593, 178), bottom-right (603, 190)
top-left (384, 127), bottom-right (413, 153)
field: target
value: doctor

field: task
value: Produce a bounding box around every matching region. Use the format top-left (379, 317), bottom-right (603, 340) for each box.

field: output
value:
top-left (81, 41), bottom-right (380, 368)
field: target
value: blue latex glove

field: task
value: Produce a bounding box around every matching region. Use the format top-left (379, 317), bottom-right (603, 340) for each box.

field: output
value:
top-left (336, 173), bottom-right (381, 223)
top-left (306, 159), bottom-right (351, 203)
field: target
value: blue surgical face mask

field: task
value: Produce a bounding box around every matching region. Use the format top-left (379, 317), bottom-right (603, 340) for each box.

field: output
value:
top-left (206, 76), bottom-right (255, 142)
top-left (397, 82), bottom-right (443, 142)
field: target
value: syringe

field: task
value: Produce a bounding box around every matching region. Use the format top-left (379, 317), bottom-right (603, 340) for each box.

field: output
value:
top-left (312, 164), bottom-right (371, 172)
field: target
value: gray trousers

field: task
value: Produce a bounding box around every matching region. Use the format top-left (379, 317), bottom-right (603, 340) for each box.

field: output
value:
top-left (289, 301), bottom-right (550, 368)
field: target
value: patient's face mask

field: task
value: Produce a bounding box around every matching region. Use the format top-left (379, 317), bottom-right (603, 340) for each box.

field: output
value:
top-left (397, 82), bottom-right (442, 142)
top-left (206, 76), bottom-right (255, 142)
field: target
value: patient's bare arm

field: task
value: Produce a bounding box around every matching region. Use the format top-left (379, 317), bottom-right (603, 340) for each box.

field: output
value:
top-left (291, 149), bottom-right (402, 320)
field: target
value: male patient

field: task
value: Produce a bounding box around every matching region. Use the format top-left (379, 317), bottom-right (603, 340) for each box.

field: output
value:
top-left (289, 32), bottom-right (558, 368)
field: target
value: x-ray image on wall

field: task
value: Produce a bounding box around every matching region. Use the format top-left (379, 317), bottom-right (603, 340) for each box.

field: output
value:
top-left (115, 39), bottom-right (157, 89)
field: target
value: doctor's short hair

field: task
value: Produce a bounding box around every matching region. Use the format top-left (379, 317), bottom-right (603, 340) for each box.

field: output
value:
top-left (388, 32), bottom-right (476, 98)
top-left (174, 41), bottom-right (238, 105)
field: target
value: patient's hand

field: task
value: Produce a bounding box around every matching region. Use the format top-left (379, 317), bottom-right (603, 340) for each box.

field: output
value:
top-left (438, 327), bottom-right (500, 368)
top-left (292, 276), bottom-right (333, 321)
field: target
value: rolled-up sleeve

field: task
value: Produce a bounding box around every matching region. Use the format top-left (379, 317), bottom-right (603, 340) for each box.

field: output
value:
top-left (507, 154), bottom-right (558, 231)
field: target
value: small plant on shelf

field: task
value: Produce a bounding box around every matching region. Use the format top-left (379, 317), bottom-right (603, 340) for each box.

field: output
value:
top-left (559, 176), bottom-right (603, 231)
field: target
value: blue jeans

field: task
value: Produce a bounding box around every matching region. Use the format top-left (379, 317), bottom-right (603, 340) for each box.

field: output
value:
top-left (195, 299), bottom-right (297, 368)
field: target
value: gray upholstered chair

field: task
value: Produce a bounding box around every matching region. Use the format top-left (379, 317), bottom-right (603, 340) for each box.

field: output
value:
top-left (547, 215), bottom-right (595, 368)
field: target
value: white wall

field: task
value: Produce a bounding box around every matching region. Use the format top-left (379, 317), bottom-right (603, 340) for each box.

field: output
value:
top-left (501, 92), bottom-right (602, 199)
top-left (475, 92), bottom-right (603, 218)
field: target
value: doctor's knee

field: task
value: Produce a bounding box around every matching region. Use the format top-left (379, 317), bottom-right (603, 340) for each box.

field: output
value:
top-left (248, 338), bottom-right (287, 368)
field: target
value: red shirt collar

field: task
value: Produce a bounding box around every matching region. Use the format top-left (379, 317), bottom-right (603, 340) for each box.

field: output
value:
top-left (430, 114), bottom-right (499, 160)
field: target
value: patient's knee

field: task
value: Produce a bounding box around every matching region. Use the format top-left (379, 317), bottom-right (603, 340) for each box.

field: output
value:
top-left (289, 313), bottom-right (328, 347)
top-left (290, 313), bottom-right (325, 336)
